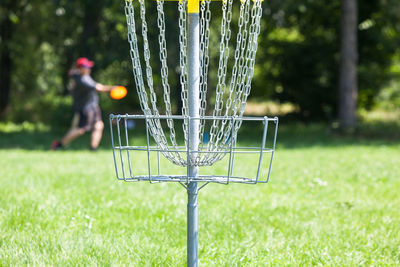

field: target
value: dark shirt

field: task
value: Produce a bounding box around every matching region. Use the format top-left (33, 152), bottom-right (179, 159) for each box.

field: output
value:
top-left (71, 73), bottom-right (99, 111)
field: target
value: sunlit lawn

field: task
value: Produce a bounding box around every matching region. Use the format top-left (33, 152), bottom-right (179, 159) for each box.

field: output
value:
top-left (0, 121), bottom-right (399, 265)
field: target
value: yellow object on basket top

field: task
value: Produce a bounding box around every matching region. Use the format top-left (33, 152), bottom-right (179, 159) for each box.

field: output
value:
top-left (188, 0), bottom-right (199, 13)
top-left (126, 0), bottom-right (263, 13)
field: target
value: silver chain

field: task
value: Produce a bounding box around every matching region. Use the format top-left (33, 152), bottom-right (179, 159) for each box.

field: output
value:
top-left (218, 0), bottom-right (251, 149)
top-left (210, 0), bottom-right (251, 163)
top-left (126, 0), bottom-right (185, 165)
top-left (198, 0), bottom-right (211, 163)
top-left (206, 0), bottom-right (263, 164)
top-left (156, 0), bottom-right (186, 165)
top-left (205, 0), bottom-right (233, 164)
top-left (124, 0), bottom-right (263, 167)
top-left (233, 0), bottom-right (263, 134)
top-left (178, 0), bottom-right (189, 146)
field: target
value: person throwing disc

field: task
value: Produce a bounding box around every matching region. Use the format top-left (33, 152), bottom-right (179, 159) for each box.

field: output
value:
top-left (51, 57), bottom-right (122, 151)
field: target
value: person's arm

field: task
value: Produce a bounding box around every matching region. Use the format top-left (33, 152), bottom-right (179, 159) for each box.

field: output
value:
top-left (81, 75), bottom-right (114, 93)
top-left (95, 84), bottom-right (115, 92)
top-left (68, 68), bottom-right (79, 77)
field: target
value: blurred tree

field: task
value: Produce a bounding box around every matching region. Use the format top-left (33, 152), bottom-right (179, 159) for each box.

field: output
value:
top-left (338, 0), bottom-right (358, 129)
top-left (253, 0), bottom-right (341, 119)
top-left (357, 0), bottom-right (400, 109)
top-left (253, 0), bottom-right (400, 120)
top-left (0, 0), bottom-right (28, 118)
top-left (1, 0), bottom-right (400, 123)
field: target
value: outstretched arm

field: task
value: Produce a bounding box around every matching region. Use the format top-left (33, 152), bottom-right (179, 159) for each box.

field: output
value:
top-left (95, 84), bottom-right (115, 92)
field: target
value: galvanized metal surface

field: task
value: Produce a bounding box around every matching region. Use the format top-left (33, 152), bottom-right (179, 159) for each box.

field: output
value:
top-left (124, 0), bottom-right (264, 167)
top-left (187, 9), bottom-right (200, 266)
top-left (119, 1), bottom-right (270, 267)
top-left (110, 114), bottom-right (278, 184)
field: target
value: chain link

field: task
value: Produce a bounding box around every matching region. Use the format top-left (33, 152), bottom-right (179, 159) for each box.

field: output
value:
top-left (233, 0), bottom-right (263, 134)
top-left (178, 0), bottom-right (189, 146)
top-left (206, 0), bottom-right (233, 164)
top-left (206, 0), bottom-right (263, 164)
top-left (198, 0), bottom-right (211, 163)
top-left (126, 0), bottom-right (185, 165)
top-left (124, 0), bottom-right (263, 167)
top-left (157, 0), bottom-right (186, 164)
top-left (209, 0), bottom-right (251, 163)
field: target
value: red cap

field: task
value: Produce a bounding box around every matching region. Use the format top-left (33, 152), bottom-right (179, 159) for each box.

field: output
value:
top-left (76, 57), bottom-right (94, 68)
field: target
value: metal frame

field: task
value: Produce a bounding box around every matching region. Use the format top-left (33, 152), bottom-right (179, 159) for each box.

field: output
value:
top-left (110, 113), bottom-right (278, 266)
top-left (110, 114), bottom-right (278, 185)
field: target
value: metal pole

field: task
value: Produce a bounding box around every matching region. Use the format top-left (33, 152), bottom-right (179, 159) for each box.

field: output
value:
top-left (187, 1), bottom-right (200, 266)
top-left (187, 180), bottom-right (198, 267)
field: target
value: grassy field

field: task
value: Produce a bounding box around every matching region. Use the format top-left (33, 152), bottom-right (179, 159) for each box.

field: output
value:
top-left (0, 120), bottom-right (400, 265)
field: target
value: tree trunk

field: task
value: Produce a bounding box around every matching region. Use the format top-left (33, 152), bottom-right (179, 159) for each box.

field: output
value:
top-left (0, 8), bottom-right (14, 118)
top-left (338, 0), bottom-right (358, 129)
top-left (78, 0), bottom-right (104, 59)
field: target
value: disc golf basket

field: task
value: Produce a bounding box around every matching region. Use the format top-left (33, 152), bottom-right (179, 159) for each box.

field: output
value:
top-left (110, 0), bottom-right (278, 266)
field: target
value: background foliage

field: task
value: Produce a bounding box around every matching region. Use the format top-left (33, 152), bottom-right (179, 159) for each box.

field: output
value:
top-left (1, 0), bottom-right (400, 124)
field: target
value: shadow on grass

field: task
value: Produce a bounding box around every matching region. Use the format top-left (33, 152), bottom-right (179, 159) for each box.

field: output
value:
top-left (1, 116), bottom-right (400, 151)
top-left (0, 123), bottom-right (115, 151)
top-left (236, 120), bottom-right (400, 150)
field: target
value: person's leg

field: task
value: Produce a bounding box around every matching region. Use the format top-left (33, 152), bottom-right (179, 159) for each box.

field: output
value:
top-left (70, 112), bottom-right (79, 129)
top-left (90, 120), bottom-right (104, 150)
top-left (89, 105), bottom-right (104, 150)
top-left (51, 110), bottom-right (88, 150)
top-left (61, 127), bottom-right (86, 146)
top-left (51, 111), bottom-right (87, 150)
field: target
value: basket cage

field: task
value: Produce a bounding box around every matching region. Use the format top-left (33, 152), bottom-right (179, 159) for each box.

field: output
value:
top-left (110, 114), bottom-right (278, 184)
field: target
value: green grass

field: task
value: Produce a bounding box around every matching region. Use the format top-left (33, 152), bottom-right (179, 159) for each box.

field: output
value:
top-left (0, 121), bottom-right (400, 265)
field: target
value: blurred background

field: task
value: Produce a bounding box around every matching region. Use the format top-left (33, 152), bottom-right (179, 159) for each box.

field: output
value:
top-left (0, 0), bottom-right (399, 132)
top-left (1, 2), bottom-right (400, 264)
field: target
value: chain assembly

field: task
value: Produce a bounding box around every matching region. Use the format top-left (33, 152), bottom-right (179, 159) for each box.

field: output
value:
top-left (124, 0), bottom-right (263, 167)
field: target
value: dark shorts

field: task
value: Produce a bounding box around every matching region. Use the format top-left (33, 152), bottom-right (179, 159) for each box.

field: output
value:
top-left (78, 105), bottom-right (102, 132)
